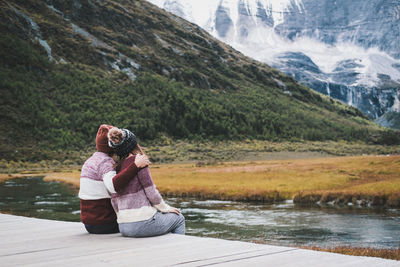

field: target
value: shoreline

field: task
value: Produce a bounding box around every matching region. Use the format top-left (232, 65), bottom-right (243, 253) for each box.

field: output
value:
top-left (161, 192), bottom-right (400, 208)
top-left (1, 158), bottom-right (399, 261)
top-left (1, 154), bottom-right (399, 208)
top-left (299, 246), bottom-right (400, 261)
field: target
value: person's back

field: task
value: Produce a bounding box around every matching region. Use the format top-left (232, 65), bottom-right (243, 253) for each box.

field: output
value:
top-left (110, 156), bottom-right (165, 224)
top-left (78, 124), bottom-right (119, 234)
top-left (78, 124), bottom-right (148, 234)
top-left (79, 151), bottom-right (117, 228)
top-left (107, 128), bottom-right (185, 237)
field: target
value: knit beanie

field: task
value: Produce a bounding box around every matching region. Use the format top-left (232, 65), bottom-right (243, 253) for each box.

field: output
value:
top-left (108, 128), bottom-right (137, 158)
top-left (96, 124), bottom-right (114, 154)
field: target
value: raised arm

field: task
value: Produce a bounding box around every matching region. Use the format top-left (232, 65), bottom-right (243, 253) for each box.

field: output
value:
top-left (102, 154), bottom-right (150, 194)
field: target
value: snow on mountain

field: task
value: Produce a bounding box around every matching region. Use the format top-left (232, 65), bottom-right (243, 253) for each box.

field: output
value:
top-left (148, 0), bottom-right (400, 123)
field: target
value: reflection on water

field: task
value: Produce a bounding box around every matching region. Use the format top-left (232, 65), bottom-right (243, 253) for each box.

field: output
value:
top-left (0, 177), bottom-right (399, 248)
top-left (169, 199), bottom-right (400, 248)
top-left (0, 177), bottom-right (80, 221)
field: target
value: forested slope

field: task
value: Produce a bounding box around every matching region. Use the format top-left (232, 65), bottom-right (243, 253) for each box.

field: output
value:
top-left (0, 0), bottom-right (397, 161)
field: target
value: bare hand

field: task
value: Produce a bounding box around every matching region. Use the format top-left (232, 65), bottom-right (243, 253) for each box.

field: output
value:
top-left (168, 207), bottom-right (181, 215)
top-left (134, 154), bottom-right (150, 168)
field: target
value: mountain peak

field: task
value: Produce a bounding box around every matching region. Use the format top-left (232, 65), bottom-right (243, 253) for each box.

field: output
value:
top-left (150, 0), bottom-right (400, 126)
top-left (1, 0), bottom-right (398, 160)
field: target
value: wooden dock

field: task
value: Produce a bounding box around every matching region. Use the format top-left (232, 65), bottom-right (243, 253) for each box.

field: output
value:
top-left (0, 213), bottom-right (398, 266)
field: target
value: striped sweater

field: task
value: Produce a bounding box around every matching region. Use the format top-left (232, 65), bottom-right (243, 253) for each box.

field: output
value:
top-left (79, 152), bottom-right (139, 225)
top-left (110, 156), bottom-right (171, 224)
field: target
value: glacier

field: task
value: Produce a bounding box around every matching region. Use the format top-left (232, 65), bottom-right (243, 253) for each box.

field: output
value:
top-left (148, 0), bottom-right (400, 126)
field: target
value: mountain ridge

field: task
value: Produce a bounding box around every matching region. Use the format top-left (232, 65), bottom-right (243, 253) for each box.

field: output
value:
top-left (0, 0), bottom-right (397, 161)
top-left (150, 0), bottom-right (400, 128)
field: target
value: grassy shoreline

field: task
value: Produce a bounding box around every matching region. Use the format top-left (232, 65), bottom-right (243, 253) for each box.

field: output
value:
top-left (1, 154), bottom-right (399, 261)
top-left (2, 154), bottom-right (399, 207)
top-left (300, 246), bottom-right (400, 261)
top-left (153, 154), bottom-right (400, 207)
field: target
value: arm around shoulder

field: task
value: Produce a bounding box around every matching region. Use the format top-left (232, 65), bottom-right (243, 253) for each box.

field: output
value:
top-left (112, 158), bottom-right (139, 193)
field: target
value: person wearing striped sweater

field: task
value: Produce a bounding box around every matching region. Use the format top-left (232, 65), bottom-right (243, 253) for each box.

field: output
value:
top-left (105, 127), bottom-right (185, 237)
top-left (78, 124), bottom-right (150, 234)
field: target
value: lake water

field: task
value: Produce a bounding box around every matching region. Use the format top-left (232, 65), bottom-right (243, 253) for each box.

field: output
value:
top-left (1, 177), bottom-right (399, 248)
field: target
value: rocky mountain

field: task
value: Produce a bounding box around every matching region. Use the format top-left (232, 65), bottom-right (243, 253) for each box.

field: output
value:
top-left (149, 0), bottom-right (400, 129)
top-left (0, 0), bottom-right (397, 161)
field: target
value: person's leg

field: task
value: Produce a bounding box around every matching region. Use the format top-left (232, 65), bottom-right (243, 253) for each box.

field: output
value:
top-left (143, 212), bottom-right (185, 236)
top-left (118, 220), bottom-right (146, 237)
top-left (170, 213), bottom-right (185, 234)
top-left (137, 212), bottom-right (185, 237)
top-left (84, 221), bottom-right (119, 234)
top-left (119, 212), bottom-right (185, 237)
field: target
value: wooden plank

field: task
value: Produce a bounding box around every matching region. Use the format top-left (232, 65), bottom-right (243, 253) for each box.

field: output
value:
top-left (214, 248), bottom-right (398, 267)
top-left (0, 213), bottom-right (398, 267)
top-left (22, 241), bottom-right (287, 267)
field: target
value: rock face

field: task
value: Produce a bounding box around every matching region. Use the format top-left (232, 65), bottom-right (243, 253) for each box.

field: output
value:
top-left (149, 0), bottom-right (400, 127)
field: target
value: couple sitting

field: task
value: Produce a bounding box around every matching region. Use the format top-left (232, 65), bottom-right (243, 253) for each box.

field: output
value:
top-left (79, 124), bottom-right (185, 237)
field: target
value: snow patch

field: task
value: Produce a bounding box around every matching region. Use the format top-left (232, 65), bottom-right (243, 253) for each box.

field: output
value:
top-left (256, 0), bottom-right (304, 26)
top-left (125, 57), bottom-right (141, 69)
top-left (110, 56), bottom-right (139, 81)
top-left (207, 24), bottom-right (400, 89)
top-left (71, 23), bottom-right (113, 50)
top-left (154, 33), bottom-right (169, 48)
top-left (283, 90), bottom-right (292, 96)
top-left (38, 39), bottom-right (54, 62)
top-left (47, 4), bottom-right (65, 17)
top-left (72, 23), bottom-right (140, 78)
top-left (157, 0), bottom-right (221, 28)
top-left (272, 77), bottom-right (286, 89)
top-left (154, 33), bottom-right (184, 55)
top-left (13, 8), bottom-right (54, 62)
top-left (391, 94), bottom-right (400, 112)
top-left (121, 68), bottom-right (137, 81)
top-left (149, 0), bottom-right (400, 105)
top-left (150, 0), bottom-right (304, 28)
top-left (326, 83), bottom-right (330, 96)
top-left (13, 8), bottom-right (40, 33)
top-left (47, 4), bottom-right (140, 72)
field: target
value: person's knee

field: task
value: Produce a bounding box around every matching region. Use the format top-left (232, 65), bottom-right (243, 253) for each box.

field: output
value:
top-left (178, 213), bottom-right (185, 223)
top-left (174, 213), bottom-right (186, 235)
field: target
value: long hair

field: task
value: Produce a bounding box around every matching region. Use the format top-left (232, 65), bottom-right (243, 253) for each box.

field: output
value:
top-left (112, 154), bottom-right (124, 172)
top-left (112, 146), bottom-right (143, 172)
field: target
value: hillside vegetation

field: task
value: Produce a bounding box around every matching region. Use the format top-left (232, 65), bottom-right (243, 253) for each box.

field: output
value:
top-left (1, 0), bottom-right (398, 161)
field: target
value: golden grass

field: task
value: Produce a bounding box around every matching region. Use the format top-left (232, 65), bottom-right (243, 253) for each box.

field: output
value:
top-left (43, 171), bottom-right (81, 187)
top-left (0, 169), bottom-right (81, 185)
top-left (0, 173), bottom-right (36, 182)
top-left (150, 155), bottom-right (400, 203)
top-left (301, 246), bottom-right (400, 261)
top-left (5, 155), bottom-right (399, 205)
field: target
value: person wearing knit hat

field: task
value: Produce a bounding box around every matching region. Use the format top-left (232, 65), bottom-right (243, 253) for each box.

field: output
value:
top-left (79, 124), bottom-right (150, 234)
top-left (108, 128), bottom-right (138, 158)
top-left (105, 127), bottom-right (185, 238)
top-left (96, 124), bottom-right (115, 154)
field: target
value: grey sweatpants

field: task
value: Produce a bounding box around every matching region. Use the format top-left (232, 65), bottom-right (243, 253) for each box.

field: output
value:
top-left (119, 212), bottom-right (185, 237)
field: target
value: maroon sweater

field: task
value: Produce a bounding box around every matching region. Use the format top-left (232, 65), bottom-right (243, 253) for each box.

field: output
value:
top-left (79, 152), bottom-right (139, 225)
